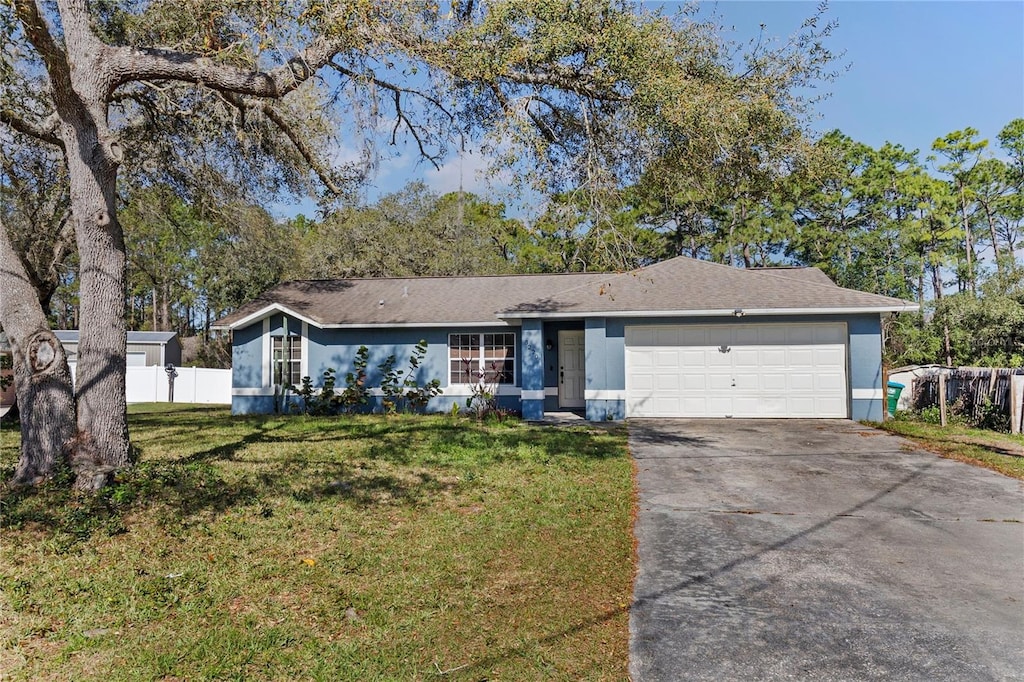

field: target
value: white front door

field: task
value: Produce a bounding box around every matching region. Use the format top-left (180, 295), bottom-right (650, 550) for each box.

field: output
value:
top-left (558, 330), bottom-right (585, 408)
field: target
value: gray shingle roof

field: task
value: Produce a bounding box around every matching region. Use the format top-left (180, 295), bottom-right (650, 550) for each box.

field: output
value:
top-left (213, 257), bottom-right (916, 329)
top-left (500, 257), bottom-right (914, 317)
top-left (213, 272), bottom-right (607, 328)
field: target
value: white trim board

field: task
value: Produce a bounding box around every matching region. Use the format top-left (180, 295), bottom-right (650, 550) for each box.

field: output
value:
top-left (212, 302), bottom-right (517, 331)
top-left (500, 305), bottom-right (918, 320)
top-left (585, 390), bottom-right (626, 401)
top-left (851, 388), bottom-right (885, 400)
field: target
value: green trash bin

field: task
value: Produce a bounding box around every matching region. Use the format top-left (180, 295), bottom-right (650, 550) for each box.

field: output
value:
top-left (886, 381), bottom-right (905, 417)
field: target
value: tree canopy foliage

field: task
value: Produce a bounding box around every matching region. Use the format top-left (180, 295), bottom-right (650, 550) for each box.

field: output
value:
top-left (2, 0), bottom-right (840, 488)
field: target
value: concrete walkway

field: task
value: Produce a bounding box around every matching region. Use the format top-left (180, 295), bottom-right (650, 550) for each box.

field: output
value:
top-left (629, 419), bottom-right (1024, 681)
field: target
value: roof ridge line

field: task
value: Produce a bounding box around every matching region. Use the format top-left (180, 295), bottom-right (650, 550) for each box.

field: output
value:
top-left (279, 270), bottom-right (608, 285)
top-left (742, 266), bottom-right (911, 302)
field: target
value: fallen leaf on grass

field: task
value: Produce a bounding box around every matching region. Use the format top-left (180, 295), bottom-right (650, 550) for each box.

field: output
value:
top-left (301, 557), bottom-right (316, 566)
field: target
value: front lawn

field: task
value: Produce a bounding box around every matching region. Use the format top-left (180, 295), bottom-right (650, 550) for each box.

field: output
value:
top-left (878, 417), bottom-right (1024, 479)
top-left (0, 405), bottom-right (634, 681)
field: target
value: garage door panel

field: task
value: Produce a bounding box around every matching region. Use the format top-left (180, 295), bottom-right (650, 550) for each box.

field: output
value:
top-left (759, 327), bottom-right (788, 344)
top-left (816, 372), bottom-right (845, 391)
top-left (626, 323), bottom-right (848, 418)
top-left (655, 328), bottom-right (680, 346)
top-left (631, 328), bottom-right (656, 346)
top-left (653, 351), bottom-right (676, 369)
top-left (708, 373), bottom-right (734, 391)
top-left (756, 396), bottom-right (790, 416)
top-left (815, 325), bottom-right (846, 344)
top-left (631, 373), bottom-right (655, 391)
top-left (681, 374), bottom-right (706, 390)
top-left (682, 397), bottom-right (709, 415)
top-left (732, 348), bottom-right (760, 367)
top-left (815, 348), bottom-right (845, 364)
top-left (814, 396), bottom-right (846, 415)
top-left (631, 349), bottom-right (655, 367)
top-left (787, 326), bottom-right (818, 344)
top-left (734, 327), bottom-right (759, 345)
top-left (680, 349), bottom-right (706, 365)
top-left (786, 396), bottom-right (818, 417)
top-left (734, 374), bottom-right (760, 391)
top-left (655, 374), bottom-right (680, 391)
top-left (707, 328), bottom-right (731, 347)
top-left (789, 372), bottom-right (816, 391)
top-left (707, 351), bottom-right (732, 367)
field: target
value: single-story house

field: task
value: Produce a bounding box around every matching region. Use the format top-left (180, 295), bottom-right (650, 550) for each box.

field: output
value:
top-left (55, 330), bottom-right (182, 368)
top-left (211, 256), bottom-right (917, 420)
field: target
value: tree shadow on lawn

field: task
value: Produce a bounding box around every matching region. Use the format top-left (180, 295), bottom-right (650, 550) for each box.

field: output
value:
top-left (1, 416), bottom-right (624, 547)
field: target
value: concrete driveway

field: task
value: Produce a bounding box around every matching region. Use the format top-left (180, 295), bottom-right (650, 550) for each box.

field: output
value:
top-left (629, 420), bottom-right (1024, 681)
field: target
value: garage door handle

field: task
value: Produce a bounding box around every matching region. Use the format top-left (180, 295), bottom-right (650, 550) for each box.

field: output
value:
top-left (718, 345), bottom-right (731, 353)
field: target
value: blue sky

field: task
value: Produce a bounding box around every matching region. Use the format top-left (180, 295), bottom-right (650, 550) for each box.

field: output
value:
top-left (290, 1), bottom-right (1024, 216)
top-left (697, 0), bottom-right (1024, 157)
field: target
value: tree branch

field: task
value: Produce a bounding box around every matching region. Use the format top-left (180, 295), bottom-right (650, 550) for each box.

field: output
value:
top-left (501, 67), bottom-right (627, 102)
top-left (13, 0), bottom-right (74, 105)
top-left (0, 109), bottom-right (63, 147)
top-left (110, 38), bottom-right (347, 100)
top-left (254, 100), bottom-right (348, 195)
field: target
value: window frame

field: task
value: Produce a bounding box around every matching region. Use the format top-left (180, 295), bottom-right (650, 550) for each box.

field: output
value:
top-left (271, 334), bottom-right (302, 387)
top-left (448, 332), bottom-right (516, 386)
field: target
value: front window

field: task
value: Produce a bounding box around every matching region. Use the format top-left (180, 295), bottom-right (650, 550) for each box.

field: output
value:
top-left (449, 333), bottom-right (515, 385)
top-left (272, 335), bottom-right (301, 387)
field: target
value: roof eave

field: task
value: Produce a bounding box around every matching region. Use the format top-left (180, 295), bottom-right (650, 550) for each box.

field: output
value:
top-left (499, 304), bottom-right (920, 320)
top-left (211, 303), bottom-right (518, 331)
top-left (212, 303), bottom-right (323, 331)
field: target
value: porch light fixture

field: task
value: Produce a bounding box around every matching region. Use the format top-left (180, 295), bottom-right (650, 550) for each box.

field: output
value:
top-left (545, 339), bottom-right (554, 351)
top-left (733, 309), bottom-right (744, 317)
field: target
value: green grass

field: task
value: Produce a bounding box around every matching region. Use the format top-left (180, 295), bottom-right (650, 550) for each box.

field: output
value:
top-left (878, 417), bottom-right (1024, 479)
top-left (0, 405), bottom-right (634, 681)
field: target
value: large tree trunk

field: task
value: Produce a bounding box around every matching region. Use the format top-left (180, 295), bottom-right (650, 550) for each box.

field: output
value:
top-left (61, 116), bottom-right (132, 490)
top-left (0, 221), bottom-right (78, 485)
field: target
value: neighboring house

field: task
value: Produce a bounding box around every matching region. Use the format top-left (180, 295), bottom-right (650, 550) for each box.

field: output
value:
top-left (55, 330), bottom-right (182, 368)
top-left (212, 256), bottom-right (917, 421)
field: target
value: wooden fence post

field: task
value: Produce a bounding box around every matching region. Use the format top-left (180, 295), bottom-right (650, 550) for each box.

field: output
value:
top-left (1012, 374), bottom-right (1023, 436)
top-left (939, 373), bottom-right (947, 428)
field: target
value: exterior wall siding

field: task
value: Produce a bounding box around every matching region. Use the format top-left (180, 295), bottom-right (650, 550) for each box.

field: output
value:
top-left (231, 322), bottom-right (264, 389)
top-left (847, 314), bottom-right (885, 421)
top-left (231, 318), bottom-right (524, 415)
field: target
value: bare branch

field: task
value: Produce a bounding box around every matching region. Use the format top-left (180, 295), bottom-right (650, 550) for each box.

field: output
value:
top-left (255, 101), bottom-right (347, 195)
top-left (328, 60), bottom-right (451, 168)
top-left (14, 0), bottom-right (66, 73)
top-left (0, 110), bottom-right (63, 147)
top-left (327, 60), bottom-right (455, 124)
top-left (13, 0), bottom-right (74, 106)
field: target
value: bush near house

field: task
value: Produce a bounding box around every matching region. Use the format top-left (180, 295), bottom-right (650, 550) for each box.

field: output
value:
top-left (0, 405), bottom-right (634, 681)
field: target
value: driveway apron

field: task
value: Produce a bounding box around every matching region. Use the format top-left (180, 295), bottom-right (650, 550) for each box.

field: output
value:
top-left (628, 419), bottom-right (1024, 681)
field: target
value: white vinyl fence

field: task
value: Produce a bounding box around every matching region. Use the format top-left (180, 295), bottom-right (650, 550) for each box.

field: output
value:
top-left (69, 364), bottom-right (231, 404)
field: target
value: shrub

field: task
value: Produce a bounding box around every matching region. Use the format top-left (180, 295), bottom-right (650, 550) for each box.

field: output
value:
top-left (339, 346), bottom-right (371, 413)
top-left (294, 368), bottom-right (342, 416)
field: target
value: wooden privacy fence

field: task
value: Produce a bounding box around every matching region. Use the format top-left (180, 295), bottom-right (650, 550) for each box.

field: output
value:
top-left (912, 368), bottom-right (1024, 431)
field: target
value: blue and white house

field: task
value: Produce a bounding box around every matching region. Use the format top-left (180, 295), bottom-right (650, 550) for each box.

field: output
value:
top-left (212, 257), bottom-right (917, 421)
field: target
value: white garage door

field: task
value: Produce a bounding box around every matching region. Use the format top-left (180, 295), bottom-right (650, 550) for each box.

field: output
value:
top-left (625, 323), bottom-right (848, 418)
